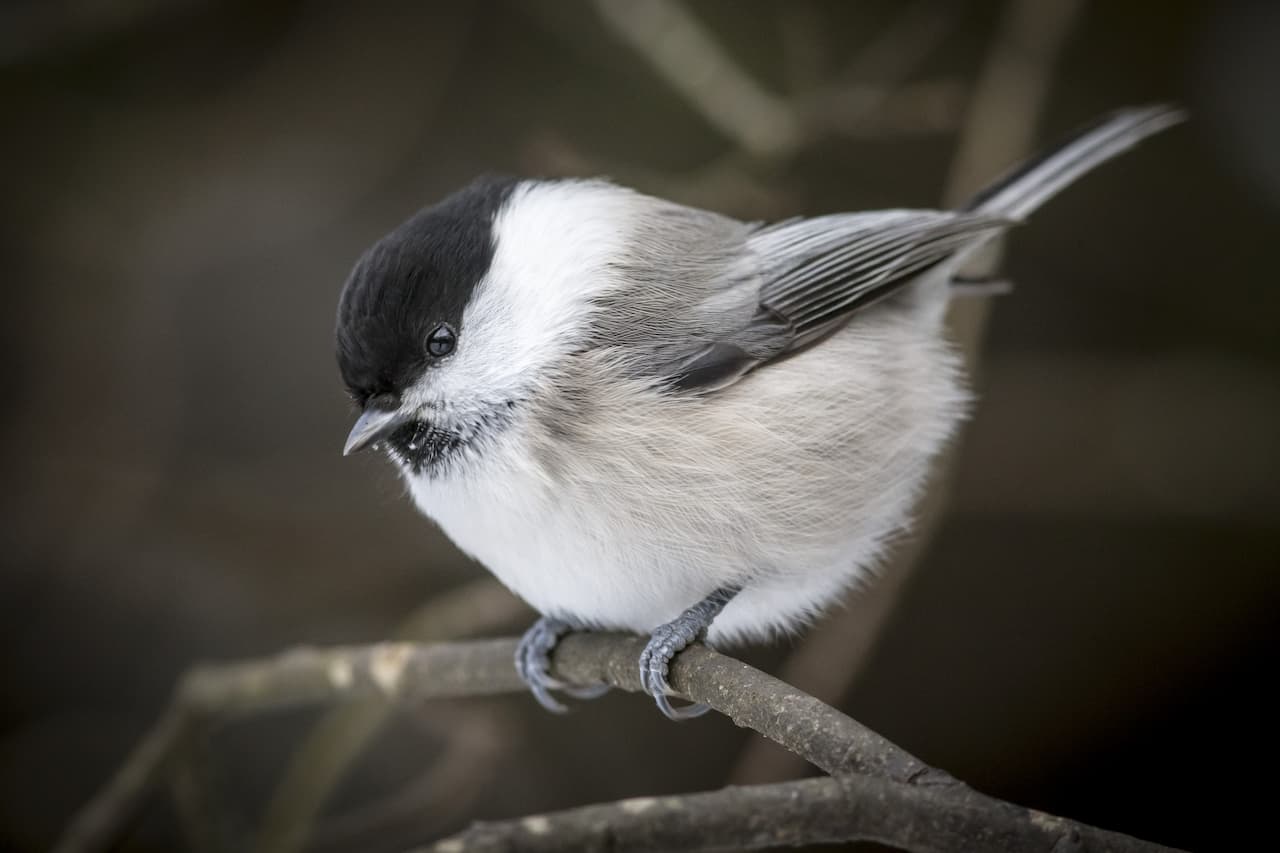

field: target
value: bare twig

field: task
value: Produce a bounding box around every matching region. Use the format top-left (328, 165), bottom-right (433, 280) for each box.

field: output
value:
top-left (169, 718), bottom-right (226, 853)
top-left (591, 0), bottom-right (963, 169)
top-left (522, 74), bottom-right (966, 219)
top-left (776, 1), bottom-right (826, 95)
top-left (524, 0), bottom-right (967, 225)
top-left (804, 0), bottom-right (960, 137)
top-left (729, 0), bottom-right (1085, 787)
top-left (306, 705), bottom-right (513, 853)
top-left (553, 634), bottom-right (945, 782)
top-left (59, 634), bottom-right (1179, 853)
top-left (422, 775), bottom-right (1182, 853)
top-left (54, 707), bottom-right (187, 853)
top-left (831, 0), bottom-right (956, 86)
top-left (592, 0), bottom-right (803, 157)
top-left (52, 640), bottom-right (524, 853)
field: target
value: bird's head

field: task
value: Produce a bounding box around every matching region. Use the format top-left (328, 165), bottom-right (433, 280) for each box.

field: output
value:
top-left (335, 175), bottom-right (641, 476)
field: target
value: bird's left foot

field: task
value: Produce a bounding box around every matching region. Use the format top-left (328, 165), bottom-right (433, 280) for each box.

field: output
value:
top-left (639, 586), bottom-right (740, 721)
top-left (515, 616), bottom-right (610, 713)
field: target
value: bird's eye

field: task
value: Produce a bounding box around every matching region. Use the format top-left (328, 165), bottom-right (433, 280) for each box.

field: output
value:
top-left (426, 324), bottom-right (456, 358)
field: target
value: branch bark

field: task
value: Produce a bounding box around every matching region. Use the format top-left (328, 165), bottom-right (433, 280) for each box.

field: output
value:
top-left (56, 634), bottom-right (1181, 853)
top-left (422, 775), bottom-right (1181, 853)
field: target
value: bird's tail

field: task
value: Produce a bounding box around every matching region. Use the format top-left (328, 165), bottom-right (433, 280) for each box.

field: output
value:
top-left (962, 104), bottom-right (1186, 220)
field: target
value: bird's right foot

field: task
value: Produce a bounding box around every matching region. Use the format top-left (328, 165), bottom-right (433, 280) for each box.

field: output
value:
top-left (515, 616), bottom-right (610, 713)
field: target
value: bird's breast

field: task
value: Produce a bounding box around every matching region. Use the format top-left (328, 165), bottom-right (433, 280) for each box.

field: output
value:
top-left (406, 448), bottom-right (713, 632)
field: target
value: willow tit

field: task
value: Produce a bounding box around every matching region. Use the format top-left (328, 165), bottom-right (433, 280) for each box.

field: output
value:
top-left (336, 105), bottom-right (1183, 719)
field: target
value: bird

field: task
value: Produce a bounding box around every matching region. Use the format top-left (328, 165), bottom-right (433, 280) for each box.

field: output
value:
top-left (335, 105), bottom-right (1184, 720)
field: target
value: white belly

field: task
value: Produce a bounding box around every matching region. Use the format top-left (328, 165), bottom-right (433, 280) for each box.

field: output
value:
top-left (408, 310), bottom-right (967, 645)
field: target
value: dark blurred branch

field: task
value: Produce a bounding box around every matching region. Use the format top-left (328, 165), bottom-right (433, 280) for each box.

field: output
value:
top-left (306, 705), bottom-right (514, 853)
top-left (522, 72), bottom-right (965, 220)
top-left (52, 640), bottom-right (523, 853)
top-left (421, 775), bottom-right (1180, 853)
top-left (803, 0), bottom-right (961, 138)
top-left (253, 579), bottom-right (528, 853)
top-left (592, 0), bottom-right (963, 160)
top-left (168, 719), bottom-right (225, 853)
top-left (53, 707), bottom-right (187, 853)
top-left (58, 633), bottom-right (1179, 853)
top-left (592, 0), bottom-right (804, 157)
top-left (529, 1), bottom-right (967, 222)
top-left (941, 0), bottom-right (1086, 207)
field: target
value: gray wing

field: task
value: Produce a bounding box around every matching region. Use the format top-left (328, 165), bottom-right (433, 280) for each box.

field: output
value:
top-left (662, 105), bottom-right (1184, 393)
top-left (666, 210), bottom-right (1008, 392)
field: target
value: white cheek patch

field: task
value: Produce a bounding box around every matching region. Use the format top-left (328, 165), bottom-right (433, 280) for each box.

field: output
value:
top-left (407, 180), bottom-right (642, 412)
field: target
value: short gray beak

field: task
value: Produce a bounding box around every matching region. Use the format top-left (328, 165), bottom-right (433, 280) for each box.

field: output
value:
top-left (343, 408), bottom-right (409, 456)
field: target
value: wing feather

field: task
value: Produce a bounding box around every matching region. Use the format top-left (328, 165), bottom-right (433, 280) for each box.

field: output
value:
top-left (666, 211), bottom-right (1007, 391)
top-left (756, 212), bottom-right (1008, 339)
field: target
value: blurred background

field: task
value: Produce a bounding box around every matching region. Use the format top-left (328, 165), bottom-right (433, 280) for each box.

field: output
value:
top-left (2, 0), bottom-right (1278, 850)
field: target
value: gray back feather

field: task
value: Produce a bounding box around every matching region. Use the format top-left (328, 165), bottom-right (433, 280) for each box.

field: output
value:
top-left (585, 197), bottom-right (764, 384)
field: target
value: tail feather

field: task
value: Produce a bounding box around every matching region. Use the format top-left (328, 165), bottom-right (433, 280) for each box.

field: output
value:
top-left (963, 104), bottom-right (1186, 219)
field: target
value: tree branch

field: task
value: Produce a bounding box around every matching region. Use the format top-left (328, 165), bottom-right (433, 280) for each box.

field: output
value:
top-left (550, 634), bottom-right (946, 783)
top-left (57, 634), bottom-right (1179, 853)
top-left (422, 775), bottom-right (1181, 853)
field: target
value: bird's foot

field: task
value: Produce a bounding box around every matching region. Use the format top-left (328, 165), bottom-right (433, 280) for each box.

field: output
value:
top-left (639, 586), bottom-right (739, 721)
top-left (515, 616), bottom-right (610, 713)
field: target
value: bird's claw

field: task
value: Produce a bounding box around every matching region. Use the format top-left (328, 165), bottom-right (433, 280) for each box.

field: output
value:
top-left (639, 617), bottom-right (711, 720)
top-left (521, 587), bottom-right (736, 720)
top-left (515, 616), bottom-right (609, 713)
